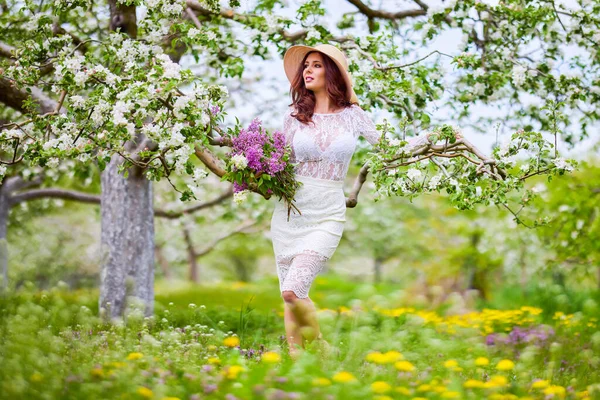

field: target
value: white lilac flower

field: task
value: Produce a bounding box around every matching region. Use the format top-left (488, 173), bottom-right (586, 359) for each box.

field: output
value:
top-left (233, 190), bottom-right (249, 204)
top-left (147, 0), bottom-right (160, 7)
top-left (406, 168), bottom-right (422, 180)
top-left (231, 154), bottom-right (248, 169)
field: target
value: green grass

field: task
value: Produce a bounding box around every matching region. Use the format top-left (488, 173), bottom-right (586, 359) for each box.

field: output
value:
top-left (1, 278), bottom-right (599, 400)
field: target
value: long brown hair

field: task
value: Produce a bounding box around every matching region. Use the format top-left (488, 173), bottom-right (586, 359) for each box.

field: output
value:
top-left (289, 51), bottom-right (355, 125)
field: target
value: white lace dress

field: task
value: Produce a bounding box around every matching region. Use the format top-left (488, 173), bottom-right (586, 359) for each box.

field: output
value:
top-left (270, 104), bottom-right (429, 298)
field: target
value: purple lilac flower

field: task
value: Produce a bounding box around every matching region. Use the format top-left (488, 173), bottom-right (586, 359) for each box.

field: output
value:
top-left (245, 146), bottom-right (265, 172)
top-left (210, 105), bottom-right (220, 115)
top-left (233, 181), bottom-right (248, 193)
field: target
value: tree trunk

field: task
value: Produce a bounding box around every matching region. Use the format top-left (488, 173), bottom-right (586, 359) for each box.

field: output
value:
top-left (233, 256), bottom-right (250, 282)
top-left (99, 157), bottom-right (154, 318)
top-left (374, 257), bottom-right (383, 284)
top-left (154, 244), bottom-right (172, 280)
top-left (0, 183), bottom-right (9, 291)
top-left (182, 226), bottom-right (199, 283)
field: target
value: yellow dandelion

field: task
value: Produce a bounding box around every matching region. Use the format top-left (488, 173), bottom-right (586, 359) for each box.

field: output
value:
top-left (223, 336), bottom-right (240, 347)
top-left (374, 396), bottom-right (393, 400)
top-left (207, 345), bottom-right (217, 351)
top-left (371, 381), bottom-right (392, 394)
top-left (30, 372), bottom-right (43, 382)
top-left (126, 352), bottom-right (144, 360)
top-left (90, 368), bottom-right (104, 378)
top-left (261, 351), bottom-right (281, 364)
top-left (394, 360), bottom-right (416, 372)
top-left (444, 359), bottom-right (459, 368)
top-left (531, 380), bottom-right (550, 389)
top-left (464, 379), bottom-right (484, 389)
top-left (312, 377), bottom-right (331, 387)
top-left (416, 384), bottom-right (432, 392)
top-left (332, 371), bottom-right (357, 383)
top-left (496, 359), bottom-right (515, 371)
top-left (543, 385), bottom-right (566, 398)
top-left (366, 352), bottom-right (385, 363)
top-left (411, 397), bottom-right (428, 400)
top-left (482, 375), bottom-right (508, 388)
top-left (441, 391), bottom-right (460, 398)
top-left (207, 357), bottom-right (221, 365)
top-left (475, 357), bottom-right (490, 366)
top-left (223, 365), bottom-right (245, 380)
top-left (109, 361), bottom-right (126, 368)
top-left (394, 386), bottom-right (412, 395)
top-left (382, 350), bottom-right (403, 363)
top-left (136, 387), bottom-right (153, 399)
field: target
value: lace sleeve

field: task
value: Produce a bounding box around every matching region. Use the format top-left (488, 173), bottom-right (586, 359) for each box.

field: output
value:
top-left (352, 105), bottom-right (430, 149)
top-left (283, 108), bottom-right (296, 163)
top-left (353, 105), bottom-right (381, 145)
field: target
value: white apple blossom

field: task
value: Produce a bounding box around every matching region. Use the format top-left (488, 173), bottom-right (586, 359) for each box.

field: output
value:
top-left (428, 174), bottom-right (442, 190)
top-left (306, 28), bottom-right (321, 41)
top-left (512, 65), bottom-right (527, 86)
top-left (407, 168), bottom-right (422, 180)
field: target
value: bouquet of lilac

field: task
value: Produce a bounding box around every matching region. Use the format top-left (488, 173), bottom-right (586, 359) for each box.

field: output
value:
top-left (223, 118), bottom-right (302, 217)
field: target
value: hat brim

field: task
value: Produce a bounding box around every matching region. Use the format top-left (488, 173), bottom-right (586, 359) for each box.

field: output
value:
top-left (283, 45), bottom-right (359, 105)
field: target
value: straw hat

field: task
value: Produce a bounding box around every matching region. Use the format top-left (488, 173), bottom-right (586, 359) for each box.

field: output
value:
top-left (283, 44), bottom-right (359, 104)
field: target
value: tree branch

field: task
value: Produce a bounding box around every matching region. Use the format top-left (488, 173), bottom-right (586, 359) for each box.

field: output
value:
top-left (154, 185), bottom-right (233, 219)
top-left (346, 0), bottom-right (426, 20)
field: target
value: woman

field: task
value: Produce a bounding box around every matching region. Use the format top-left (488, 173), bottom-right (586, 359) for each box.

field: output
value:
top-left (271, 44), bottom-right (453, 358)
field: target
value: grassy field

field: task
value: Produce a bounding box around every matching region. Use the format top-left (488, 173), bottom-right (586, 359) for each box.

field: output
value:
top-left (1, 276), bottom-right (599, 400)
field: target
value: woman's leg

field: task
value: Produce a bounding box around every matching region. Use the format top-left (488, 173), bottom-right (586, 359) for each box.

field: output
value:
top-left (282, 291), bottom-right (321, 357)
top-left (279, 251), bottom-right (327, 357)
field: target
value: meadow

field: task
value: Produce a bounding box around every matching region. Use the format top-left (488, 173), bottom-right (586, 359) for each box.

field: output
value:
top-left (1, 276), bottom-right (599, 400)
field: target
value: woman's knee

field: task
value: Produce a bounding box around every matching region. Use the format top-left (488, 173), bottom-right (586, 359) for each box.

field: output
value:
top-left (281, 290), bottom-right (299, 303)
